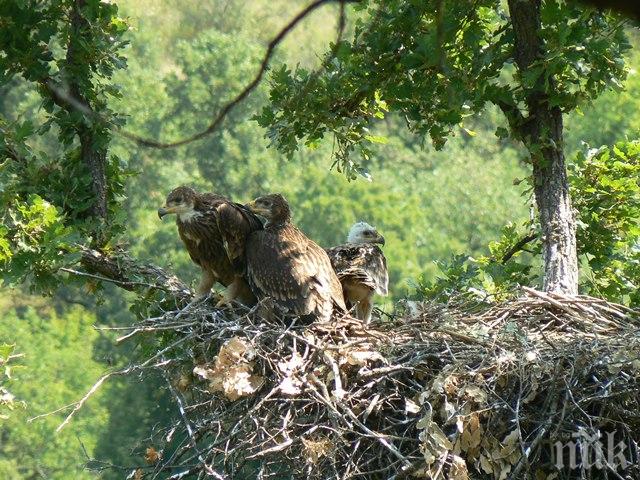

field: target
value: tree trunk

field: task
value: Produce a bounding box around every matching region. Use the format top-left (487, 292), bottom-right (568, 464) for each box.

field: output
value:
top-left (528, 108), bottom-right (578, 294)
top-left (67, 0), bottom-right (108, 222)
top-left (507, 0), bottom-right (579, 294)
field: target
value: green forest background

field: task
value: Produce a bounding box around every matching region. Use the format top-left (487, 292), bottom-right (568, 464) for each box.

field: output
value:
top-left (1, 1), bottom-right (639, 477)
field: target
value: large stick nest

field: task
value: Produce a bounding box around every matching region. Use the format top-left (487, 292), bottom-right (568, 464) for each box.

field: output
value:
top-left (116, 288), bottom-right (640, 480)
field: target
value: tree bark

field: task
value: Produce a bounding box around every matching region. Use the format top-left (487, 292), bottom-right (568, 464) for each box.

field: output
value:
top-left (506, 0), bottom-right (579, 294)
top-left (66, 0), bottom-right (108, 222)
top-left (79, 246), bottom-right (192, 303)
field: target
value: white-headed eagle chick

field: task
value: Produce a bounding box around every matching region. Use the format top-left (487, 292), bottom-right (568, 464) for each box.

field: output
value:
top-left (326, 222), bottom-right (388, 323)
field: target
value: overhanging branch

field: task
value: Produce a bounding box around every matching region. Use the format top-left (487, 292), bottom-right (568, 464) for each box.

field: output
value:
top-left (501, 233), bottom-right (538, 264)
top-left (43, 0), bottom-right (358, 151)
top-left (496, 99), bottom-right (528, 140)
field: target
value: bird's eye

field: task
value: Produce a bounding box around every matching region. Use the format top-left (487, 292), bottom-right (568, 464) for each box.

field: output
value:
top-left (174, 197), bottom-right (183, 203)
top-left (365, 230), bottom-right (374, 236)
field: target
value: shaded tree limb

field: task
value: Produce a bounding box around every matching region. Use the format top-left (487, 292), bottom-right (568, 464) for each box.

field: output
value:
top-left (64, 0), bottom-right (108, 222)
top-left (76, 246), bottom-right (192, 303)
top-left (501, 233), bottom-right (538, 264)
top-left (495, 99), bottom-right (527, 140)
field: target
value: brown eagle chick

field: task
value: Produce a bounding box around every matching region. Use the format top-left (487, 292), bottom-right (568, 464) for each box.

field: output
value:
top-left (244, 194), bottom-right (346, 323)
top-left (158, 186), bottom-right (262, 306)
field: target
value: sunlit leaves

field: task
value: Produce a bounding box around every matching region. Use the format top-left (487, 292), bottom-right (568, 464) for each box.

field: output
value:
top-left (416, 140), bottom-right (640, 307)
top-left (0, 194), bottom-right (77, 293)
top-left (257, 1), bottom-right (628, 180)
top-left (571, 141), bottom-right (640, 304)
top-left (0, 343), bottom-right (23, 420)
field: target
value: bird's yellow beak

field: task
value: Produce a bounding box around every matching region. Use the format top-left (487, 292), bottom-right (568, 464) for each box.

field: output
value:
top-left (157, 206), bottom-right (177, 219)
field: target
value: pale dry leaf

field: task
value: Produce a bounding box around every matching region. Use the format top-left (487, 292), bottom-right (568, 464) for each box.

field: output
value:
top-left (193, 365), bottom-right (215, 380)
top-left (343, 348), bottom-right (384, 367)
top-left (176, 373), bottom-right (191, 392)
top-left (462, 385), bottom-right (487, 405)
top-left (217, 337), bottom-right (255, 368)
top-left (193, 337), bottom-right (263, 400)
top-left (221, 368), bottom-right (264, 401)
top-left (279, 376), bottom-right (302, 395)
top-left (145, 446), bottom-right (161, 464)
top-left (456, 416), bottom-right (464, 433)
top-left (479, 454), bottom-right (494, 475)
top-left (278, 352), bottom-right (304, 374)
top-left (459, 412), bottom-right (482, 452)
top-left (442, 397), bottom-right (456, 418)
top-left (498, 429), bottom-right (520, 459)
top-left (418, 411), bottom-right (452, 467)
top-left (496, 352), bottom-right (516, 366)
top-left (522, 379), bottom-right (539, 404)
top-left (405, 398), bottom-right (420, 414)
top-left (449, 454), bottom-right (469, 480)
top-left (302, 437), bottom-right (334, 464)
top-left (444, 375), bottom-right (459, 396)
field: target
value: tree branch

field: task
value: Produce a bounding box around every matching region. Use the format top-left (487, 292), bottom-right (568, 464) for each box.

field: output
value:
top-left (64, 0), bottom-right (108, 221)
top-left (501, 233), bottom-right (538, 264)
top-left (43, 0), bottom-right (358, 151)
top-left (123, 0), bottom-right (358, 149)
top-left (76, 246), bottom-right (192, 303)
top-left (495, 99), bottom-right (527, 140)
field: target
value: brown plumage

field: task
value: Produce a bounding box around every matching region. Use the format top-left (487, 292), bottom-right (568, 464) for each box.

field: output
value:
top-left (326, 222), bottom-right (388, 323)
top-left (158, 186), bottom-right (263, 306)
top-left (245, 194), bottom-right (346, 323)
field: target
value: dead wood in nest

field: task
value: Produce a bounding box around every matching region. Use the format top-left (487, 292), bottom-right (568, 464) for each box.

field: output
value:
top-left (72, 289), bottom-right (640, 479)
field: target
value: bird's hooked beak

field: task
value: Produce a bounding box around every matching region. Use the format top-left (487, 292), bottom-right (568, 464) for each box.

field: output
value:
top-left (376, 234), bottom-right (386, 246)
top-left (157, 206), bottom-right (174, 220)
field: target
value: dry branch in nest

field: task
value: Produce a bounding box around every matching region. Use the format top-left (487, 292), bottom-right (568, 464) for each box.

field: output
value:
top-left (80, 288), bottom-right (639, 479)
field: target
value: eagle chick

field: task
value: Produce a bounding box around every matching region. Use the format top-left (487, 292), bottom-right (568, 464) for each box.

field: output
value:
top-left (245, 194), bottom-right (346, 323)
top-left (326, 222), bottom-right (388, 323)
top-left (158, 186), bottom-right (262, 306)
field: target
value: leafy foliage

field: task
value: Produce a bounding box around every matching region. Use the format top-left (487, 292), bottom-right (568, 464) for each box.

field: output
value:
top-left (0, 193), bottom-right (78, 293)
top-left (414, 223), bottom-right (538, 302)
top-left (0, 343), bottom-right (24, 420)
top-left (0, 0), bottom-right (129, 292)
top-left (256, 0), bottom-right (629, 178)
top-left (0, 307), bottom-right (110, 480)
top-left (572, 142), bottom-right (640, 304)
top-left (1, 1), bottom-right (640, 478)
top-left (416, 141), bottom-right (640, 307)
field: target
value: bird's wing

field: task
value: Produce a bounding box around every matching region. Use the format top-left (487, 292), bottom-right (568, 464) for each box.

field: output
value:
top-left (327, 244), bottom-right (389, 296)
top-left (247, 225), bottom-right (346, 316)
top-left (214, 201), bottom-right (263, 271)
top-left (304, 237), bottom-right (347, 312)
